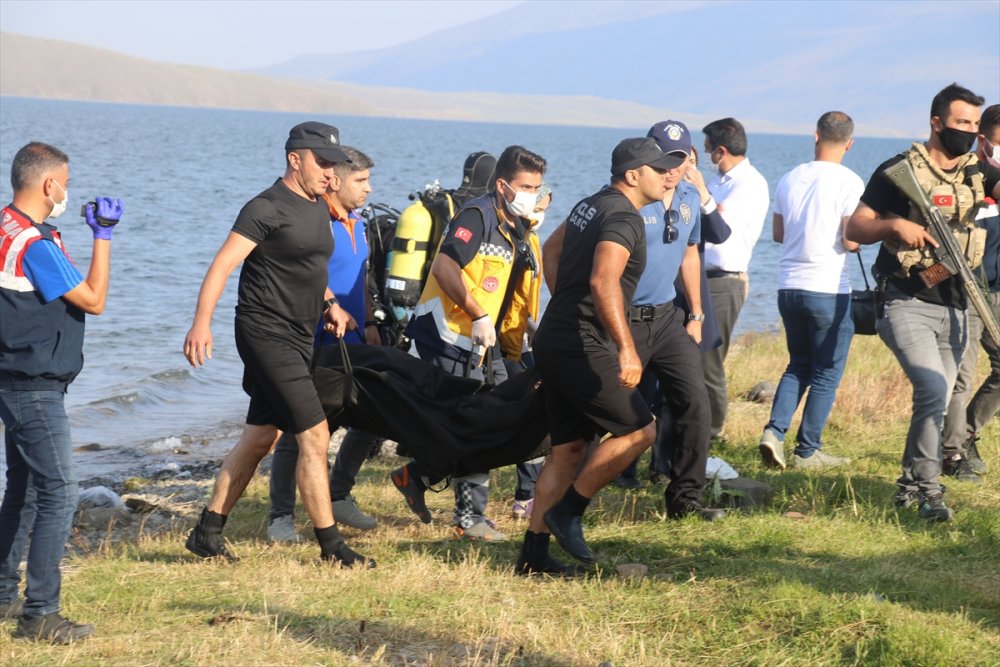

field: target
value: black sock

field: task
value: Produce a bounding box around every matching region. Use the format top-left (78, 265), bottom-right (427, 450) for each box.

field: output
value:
top-left (554, 485), bottom-right (590, 516)
top-left (314, 524), bottom-right (344, 553)
top-left (202, 509), bottom-right (227, 531)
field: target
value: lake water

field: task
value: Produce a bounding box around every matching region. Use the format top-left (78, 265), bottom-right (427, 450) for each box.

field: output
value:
top-left (0, 96), bottom-right (915, 482)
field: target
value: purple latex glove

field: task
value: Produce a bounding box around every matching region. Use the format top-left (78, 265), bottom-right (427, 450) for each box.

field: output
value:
top-left (84, 197), bottom-right (124, 240)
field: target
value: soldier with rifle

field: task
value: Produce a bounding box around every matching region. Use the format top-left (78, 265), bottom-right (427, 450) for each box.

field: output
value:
top-left (848, 83), bottom-right (1000, 522)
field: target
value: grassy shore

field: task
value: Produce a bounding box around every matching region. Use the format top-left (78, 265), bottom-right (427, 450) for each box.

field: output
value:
top-left (3, 333), bottom-right (998, 666)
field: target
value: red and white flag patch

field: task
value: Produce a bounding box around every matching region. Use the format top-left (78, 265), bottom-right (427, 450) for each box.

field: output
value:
top-left (932, 194), bottom-right (954, 207)
top-left (454, 227), bottom-right (473, 243)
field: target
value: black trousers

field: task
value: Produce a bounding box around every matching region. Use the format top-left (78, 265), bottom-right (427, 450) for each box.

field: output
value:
top-left (630, 306), bottom-right (711, 506)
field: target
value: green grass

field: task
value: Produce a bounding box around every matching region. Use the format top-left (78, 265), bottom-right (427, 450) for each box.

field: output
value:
top-left (3, 333), bottom-right (999, 666)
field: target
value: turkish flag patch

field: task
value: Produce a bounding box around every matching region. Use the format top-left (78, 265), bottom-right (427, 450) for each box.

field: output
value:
top-left (454, 227), bottom-right (473, 243)
top-left (932, 194), bottom-right (954, 207)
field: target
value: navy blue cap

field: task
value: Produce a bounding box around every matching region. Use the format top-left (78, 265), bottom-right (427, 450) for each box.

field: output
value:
top-left (647, 120), bottom-right (693, 157)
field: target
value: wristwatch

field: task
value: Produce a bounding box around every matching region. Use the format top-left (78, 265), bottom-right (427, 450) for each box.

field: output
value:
top-left (323, 297), bottom-right (338, 310)
top-left (687, 313), bottom-right (705, 322)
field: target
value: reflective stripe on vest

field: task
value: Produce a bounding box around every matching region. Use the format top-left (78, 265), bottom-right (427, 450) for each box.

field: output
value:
top-left (0, 207), bottom-right (68, 293)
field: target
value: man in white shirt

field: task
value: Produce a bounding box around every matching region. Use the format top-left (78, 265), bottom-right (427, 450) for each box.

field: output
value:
top-left (701, 118), bottom-right (770, 440)
top-left (758, 111), bottom-right (864, 470)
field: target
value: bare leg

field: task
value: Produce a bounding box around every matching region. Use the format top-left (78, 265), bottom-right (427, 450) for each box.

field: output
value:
top-left (295, 420), bottom-right (335, 529)
top-left (207, 424), bottom-right (279, 515)
top-left (543, 423), bottom-right (655, 564)
top-left (574, 422), bottom-right (656, 498)
top-left (528, 439), bottom-right (587, 534)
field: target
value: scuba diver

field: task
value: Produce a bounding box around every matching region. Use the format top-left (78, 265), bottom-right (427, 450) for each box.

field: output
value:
top-left (382, 151), bottom-right (498, 333)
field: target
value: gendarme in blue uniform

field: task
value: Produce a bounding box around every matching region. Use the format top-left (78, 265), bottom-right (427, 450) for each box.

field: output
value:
top-left (0, 205), bottom-right (85, 388)
top-left (632, 181), bottom-right (702, 306)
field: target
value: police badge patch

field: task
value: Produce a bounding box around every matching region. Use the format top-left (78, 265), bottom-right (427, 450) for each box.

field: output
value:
top-left (679, 202), bottom-right (693, 224)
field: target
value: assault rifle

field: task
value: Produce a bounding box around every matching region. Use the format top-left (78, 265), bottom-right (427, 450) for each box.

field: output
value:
top-left (884, 159), bottom-right (1000, 346)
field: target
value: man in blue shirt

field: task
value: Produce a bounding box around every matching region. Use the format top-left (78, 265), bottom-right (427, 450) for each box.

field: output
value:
top-left (630, 121), bottom-right (724, 521)
top-left (1, 142), bottom-right (124, 643)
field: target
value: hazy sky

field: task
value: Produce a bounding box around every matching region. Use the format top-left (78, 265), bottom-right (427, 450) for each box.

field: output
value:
top-left (0, 0), bottom-right (522, 70)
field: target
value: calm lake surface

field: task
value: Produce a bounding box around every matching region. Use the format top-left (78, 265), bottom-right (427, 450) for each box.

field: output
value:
top-left (0, 96), bottom-right (915, 481)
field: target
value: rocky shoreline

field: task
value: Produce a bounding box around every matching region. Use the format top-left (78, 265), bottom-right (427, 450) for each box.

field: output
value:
top-left (69, 430), bottom-right (396, 553)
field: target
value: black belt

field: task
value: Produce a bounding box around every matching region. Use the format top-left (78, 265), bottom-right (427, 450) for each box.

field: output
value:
top-left (706, 270), bottom-right (743, 278)
top-left (628, 303), bottom-right (672, 322)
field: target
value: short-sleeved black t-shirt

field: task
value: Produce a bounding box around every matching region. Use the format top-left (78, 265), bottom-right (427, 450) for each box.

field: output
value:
top-left (438, 206), bottom-right (487, 269)
top-left (538, 186), bottom-right (645, 332)
top-left (861, 154), bottom-right (1000, 307)
top-left (232, 179), bottom-right (334, 345)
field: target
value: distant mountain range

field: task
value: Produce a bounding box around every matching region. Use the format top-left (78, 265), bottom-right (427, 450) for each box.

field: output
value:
top-left (253, 0), bottom-right (1000, 138)
top-left (3, 0), bottom-right (997, 139)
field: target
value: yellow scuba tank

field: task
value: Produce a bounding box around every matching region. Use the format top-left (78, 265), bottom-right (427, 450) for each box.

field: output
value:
top-left (385, 198), bottom-right (435, 308)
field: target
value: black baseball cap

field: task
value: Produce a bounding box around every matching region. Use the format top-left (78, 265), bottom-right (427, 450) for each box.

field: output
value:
top-left (611, 137), bottom-right (685, 177)
top-left (285, 121), bottom-right (350, 163)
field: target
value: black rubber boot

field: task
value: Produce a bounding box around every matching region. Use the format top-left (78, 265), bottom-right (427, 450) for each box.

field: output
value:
top-left (543, 487), bottom-right (596, 564)
top-left (515, 530), bottom-right (586, 577)
top-left (185, 508), bottom-right (238, 562)
top-left (315, 525), bottom-right (376, 568)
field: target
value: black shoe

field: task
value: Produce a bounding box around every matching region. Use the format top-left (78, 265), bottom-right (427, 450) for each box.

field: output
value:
top-left (391, 465), bottom-right (431, 524)
top-left (321, 542), bottom-right (376, 569)
top-left (894, 489), bottom-right (919, 509)
top-left (667, 500), bottom-right (726, 522)
top-left (516, 554), bottom-right (586, 577)
top-left (543, 508), bottom-right (596, 564)
top-left (0, 598), bottom-right (23, 620)
top-left (942, 457), bottom-right (982, 483)
top-left (918, 491), bottom-right (953, 522)
top-left (965, 437), bottom-right (987, 474)
top-left (15, 613), bottom-right (93, 644)
top-left (185, 509), bottom-right (238, 562)
top-left (613, 475), bottom-right (642, 490)
top-left (515, 531), bottom-right (587, 577)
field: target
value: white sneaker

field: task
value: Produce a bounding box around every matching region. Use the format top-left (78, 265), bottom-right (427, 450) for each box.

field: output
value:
top-left (267, 514), bottom-right (301, 543)
top-left (792, 450), bottom-right (851, 470)
top-left (758, 430), bottom-right (786, 469)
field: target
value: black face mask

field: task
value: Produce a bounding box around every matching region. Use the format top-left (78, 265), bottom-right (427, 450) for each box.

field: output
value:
top-left (938, 126), bottom-right (978, 158)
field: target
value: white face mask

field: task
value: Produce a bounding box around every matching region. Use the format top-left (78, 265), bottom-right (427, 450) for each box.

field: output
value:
top-left (48, 180), bottom-right (68, 219)
top-left (501, 181), bottom-right (537, 219)
top-left (984, 138), bottom-right (1000, 170)
top-left (527, 211), bottom-right (545, 228)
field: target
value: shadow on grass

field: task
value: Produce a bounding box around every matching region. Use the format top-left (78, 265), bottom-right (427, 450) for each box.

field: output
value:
top-left (174, 598), bottom-right (576, 666)
top-left (398, 471), bottom-right (1000, 630)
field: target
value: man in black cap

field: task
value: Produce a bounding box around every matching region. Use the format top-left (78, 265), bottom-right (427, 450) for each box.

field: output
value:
top-left (182, 121), bottom-right (372, 567)
top-left (514, 137), bottom-right (674, 574)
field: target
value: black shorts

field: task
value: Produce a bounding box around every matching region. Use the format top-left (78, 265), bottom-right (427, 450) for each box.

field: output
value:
top-left (533, 322), bottom-right (653, 445)
top-left (234, 318), bottom-right (326, 434)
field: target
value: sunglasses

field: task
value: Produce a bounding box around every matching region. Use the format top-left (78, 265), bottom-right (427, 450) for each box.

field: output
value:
top-left (663, 209), bottom-right (679, 244)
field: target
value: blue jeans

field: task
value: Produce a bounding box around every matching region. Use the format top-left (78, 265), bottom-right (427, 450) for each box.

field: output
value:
top-left (0, 386), bottom-right (78, 617)
top-left (765, 290), bottom-right (854, 457)
top-left (878, 293), bottom-right (966, 494)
